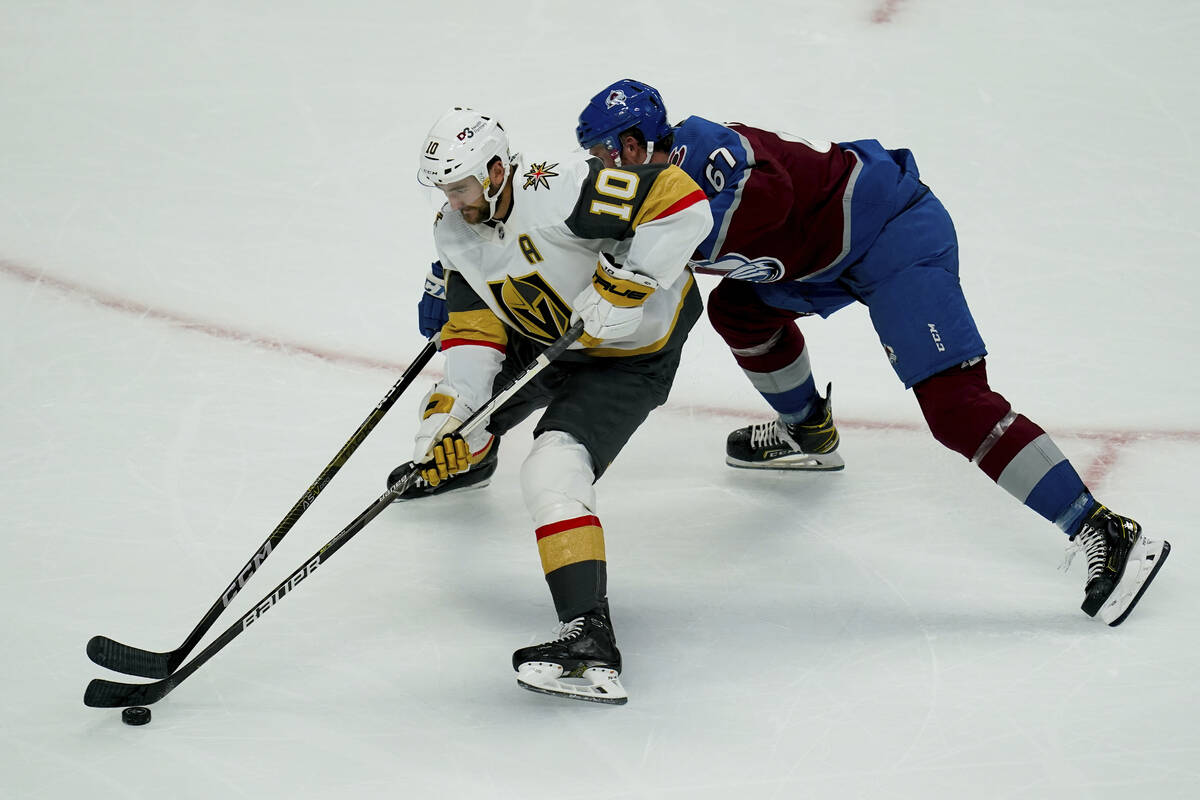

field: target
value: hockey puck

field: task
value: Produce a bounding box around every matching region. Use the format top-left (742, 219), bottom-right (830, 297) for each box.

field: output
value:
top-left (121, 706), bottom-right (151, 726)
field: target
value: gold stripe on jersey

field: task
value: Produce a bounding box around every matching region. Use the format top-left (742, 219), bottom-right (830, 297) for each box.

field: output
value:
top-left (631, 165), bottom-right (708, 230)
top-left (583, 272), bottom-right (697, 357)
top-left (441, 308), bottom-right (508, 350)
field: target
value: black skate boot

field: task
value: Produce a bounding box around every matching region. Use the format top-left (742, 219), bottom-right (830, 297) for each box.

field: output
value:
top-left (1066, 504), bottom-right (1170, 626)
top-left (387, 436), bottom-right (499, 501)
top-left (726, 383), bottom-right (844, 471)
top-left (513, 609), bottom-right (626, 704)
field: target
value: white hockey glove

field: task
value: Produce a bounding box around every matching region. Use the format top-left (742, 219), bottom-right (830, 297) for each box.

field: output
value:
top-left (412, 384), bottom-right (493, 486)
top-left (570, 254), bottom-right (658, 348)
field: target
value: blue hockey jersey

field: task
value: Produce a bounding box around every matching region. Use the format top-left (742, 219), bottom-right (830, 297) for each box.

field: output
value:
top-left (666, 115), bottom-right (926, 283)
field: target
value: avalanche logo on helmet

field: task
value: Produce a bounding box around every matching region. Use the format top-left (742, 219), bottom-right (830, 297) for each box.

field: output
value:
top-left (489, 272), bottom-right (573, 343)
top-left (522, 162), bottom-right (560, 191)
top-left (605, 89), bottom-right (627, 109)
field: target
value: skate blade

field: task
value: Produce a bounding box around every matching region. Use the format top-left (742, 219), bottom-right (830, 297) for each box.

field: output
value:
top-left (1101, 537), bottom-right (1171, 627)
top-left (515, 662), bottom-right (628, 705)
top-left (725, 451), bottom-right (846, 471)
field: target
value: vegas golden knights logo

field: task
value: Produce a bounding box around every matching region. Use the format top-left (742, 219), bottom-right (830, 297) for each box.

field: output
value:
top-left (488, 272), bottom-right (572, 343)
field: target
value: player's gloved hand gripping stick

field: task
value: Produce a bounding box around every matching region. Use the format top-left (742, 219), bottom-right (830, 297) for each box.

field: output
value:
top-left (83, 320), bottom-right (584, 709)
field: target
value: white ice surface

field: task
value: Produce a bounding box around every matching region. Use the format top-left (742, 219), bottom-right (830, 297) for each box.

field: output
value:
top-left (1, 2), bottom-right (1198, 798)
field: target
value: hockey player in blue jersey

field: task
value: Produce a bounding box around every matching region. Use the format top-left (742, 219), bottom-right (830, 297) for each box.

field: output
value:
top-left (570, 78), bottom-right (1168, 627)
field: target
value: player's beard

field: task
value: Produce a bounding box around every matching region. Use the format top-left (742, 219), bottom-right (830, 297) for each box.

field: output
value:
top-left (459, 194), bottom-right (493, 225)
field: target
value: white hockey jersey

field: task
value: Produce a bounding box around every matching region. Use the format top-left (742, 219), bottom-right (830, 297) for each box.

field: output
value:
top-left (432, 152), bottom-right (711, 412)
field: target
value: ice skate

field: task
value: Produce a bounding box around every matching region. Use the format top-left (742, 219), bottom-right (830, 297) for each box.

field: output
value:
top-left (513, 611), bottom-right (627, 705)
top-left (726, 384), bottom-right (844, 470)
top-left (387, 437), bottom-right (499, 501)
top-left (1065, 504), bottom-right (1170, 626)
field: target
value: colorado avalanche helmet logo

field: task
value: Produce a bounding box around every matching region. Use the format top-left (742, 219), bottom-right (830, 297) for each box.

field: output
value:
top-left (605, 89), bottom-right (628, 109)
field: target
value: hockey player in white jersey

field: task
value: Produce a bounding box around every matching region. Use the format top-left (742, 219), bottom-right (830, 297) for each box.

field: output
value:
top-left (401, 107), bottom-right (711, 704)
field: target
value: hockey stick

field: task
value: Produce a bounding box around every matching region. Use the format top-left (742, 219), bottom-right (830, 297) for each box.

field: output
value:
top-left (84, 320), bottom-right (584, 708)
top-left (86, 337), bottom-right (440, 679)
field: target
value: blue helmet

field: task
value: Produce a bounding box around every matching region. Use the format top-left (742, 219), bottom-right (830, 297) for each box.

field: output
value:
top-left (576, 79), bottom-right (672, 163)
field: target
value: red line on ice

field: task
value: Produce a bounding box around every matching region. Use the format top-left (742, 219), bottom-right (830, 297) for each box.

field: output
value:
top-left (1, 258), bottom-right (403, 372)
top-left (5, 257), bottom-right (1196, 485)
top-left (872, 1), bottom-right (905, 24)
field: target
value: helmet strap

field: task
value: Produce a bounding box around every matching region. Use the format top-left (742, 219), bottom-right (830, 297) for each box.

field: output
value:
top-left (483, 159), bottom-right (516, 221)
top-left (608, 137), bottom-right (652, 168)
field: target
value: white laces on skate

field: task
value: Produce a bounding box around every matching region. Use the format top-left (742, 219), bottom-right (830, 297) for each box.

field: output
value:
top-left (1061, 527), bottom-right (1107, 582)
top-left (552, 617), bottom-right (586, 642)
top-left (748, 420), bottom-right (789, 449)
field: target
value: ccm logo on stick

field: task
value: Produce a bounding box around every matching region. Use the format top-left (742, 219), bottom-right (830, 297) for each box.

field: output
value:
top-left (222, 543), bottom-right (273, 607)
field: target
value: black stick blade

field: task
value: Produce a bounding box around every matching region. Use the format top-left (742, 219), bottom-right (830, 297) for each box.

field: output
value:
top-left (87, 635), bottom-right (174, 679)
top-left (84, 675), bottom-right (175, 708)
